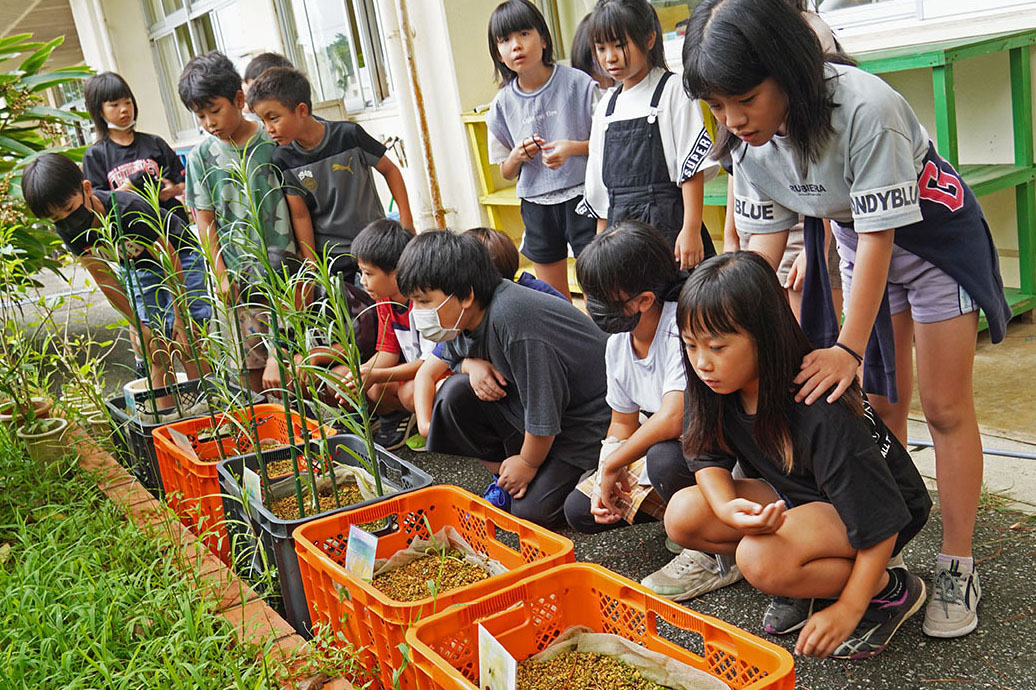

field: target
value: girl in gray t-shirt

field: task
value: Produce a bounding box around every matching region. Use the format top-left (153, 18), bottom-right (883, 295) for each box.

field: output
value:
top-left (485, 0), bottom-right (597, 300)
top-left (683, 0), bottom-right (1010, 644)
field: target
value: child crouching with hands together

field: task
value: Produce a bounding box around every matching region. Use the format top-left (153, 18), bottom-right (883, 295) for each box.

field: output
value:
top-left (667, 251), bottom-right (931, 660)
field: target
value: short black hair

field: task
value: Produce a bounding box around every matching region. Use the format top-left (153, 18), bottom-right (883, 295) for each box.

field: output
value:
top-left (488, 0), bottom-right (555, 85)
top-left (22, 153), bottom-right (85, 219)
top-left (352, 218), bottom-right (412, 272)
top-left (589, 0), bottom-right (667, 73)
top-left (396, 230), bottom-right (501, 308)
top-left (243, 52), bottom-right (294, 83)
top-left (84, 72), bottom-right (138, 141)
top-left (178, 51), bottom-right (243, 112)
top-left (576, 219), bottom-right (678, 304)
top-left (245, 67), bottom-right (312, 113)
top-left (464, 227), bottom-right (519, 280)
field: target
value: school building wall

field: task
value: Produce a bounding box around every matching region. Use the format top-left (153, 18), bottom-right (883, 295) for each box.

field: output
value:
top-left (62, 1), bottom-right (1036, 289)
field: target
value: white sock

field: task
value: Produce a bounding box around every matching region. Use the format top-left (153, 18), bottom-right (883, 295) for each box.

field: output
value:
top-left (937, 553), bottom-right (974, 572)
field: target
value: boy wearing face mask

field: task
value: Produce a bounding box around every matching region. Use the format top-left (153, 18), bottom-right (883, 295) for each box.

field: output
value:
top-left (400, 230), bottom-right (609, 527)
top-left (22, 153), bottom-right (210, 390)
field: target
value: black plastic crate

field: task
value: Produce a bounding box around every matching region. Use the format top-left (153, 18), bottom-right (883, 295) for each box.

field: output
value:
top-left (104, 377), bottom-right (263, 498)
top-left (217, 434), bottom-right (434, 637)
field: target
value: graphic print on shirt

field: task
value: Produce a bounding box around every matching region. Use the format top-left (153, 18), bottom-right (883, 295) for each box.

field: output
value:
top-left (734, 195), bottom-right (776, 222)
top-left (849, 181), bottom-right (920, 221)
top-left (679, 128), bottom-right (713, 184)
top-left (107, 158), bottom-right (162, 189)
top-left (918, 160), bottom-right (964, 212)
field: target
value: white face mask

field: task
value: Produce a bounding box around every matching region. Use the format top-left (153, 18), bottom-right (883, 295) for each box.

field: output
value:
top-left (105, 118), bottom-right (136, 131)
top-left (412, 294), bottom-right (465, 342)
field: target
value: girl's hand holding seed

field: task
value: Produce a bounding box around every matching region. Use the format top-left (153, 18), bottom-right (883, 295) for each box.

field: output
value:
top-left (541, 139), bottom-right (574, 169)
top-left (720, 498), bottom-right (787, 534)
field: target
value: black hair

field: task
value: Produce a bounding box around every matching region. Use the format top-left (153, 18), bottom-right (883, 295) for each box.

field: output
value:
top-left (677, 252), bottom-right (862, 472)
top-left (22, 152), bottom-right (85, 219)
top-left (487, 0), bottom-right (555, 85)
top-left (177, 51), bottom-right (243, 112)
top-left (396, 230), bottom-right (501, 308)
top-left (243, 52), bottom-right (294, 83)
top-left (571, 14), bottom-right (611, 86)
top-left (464, 227), bottom-right (519, 280)
top-left (352, 218), bottom-right (412, 272)
top-left (83, 72), bottom-right (138, 141)
top-left (245, 66), bottom-right (312, 113)
top-left (682, 0), bottom-right (835, 165)
top-left (576, 219), bottom-right (678, 305)
top-left (588, 0), bottom-right (667, 73)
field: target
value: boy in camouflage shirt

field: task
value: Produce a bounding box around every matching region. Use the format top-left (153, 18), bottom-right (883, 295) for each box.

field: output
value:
top-left (179, 51), bottom-right (312, 392)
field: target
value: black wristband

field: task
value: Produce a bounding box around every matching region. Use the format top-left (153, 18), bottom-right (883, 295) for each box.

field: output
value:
top-left (834, 341), bottom-right (863, 364)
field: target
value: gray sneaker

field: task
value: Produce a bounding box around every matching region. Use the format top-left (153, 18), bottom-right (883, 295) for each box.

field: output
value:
top-left (831, 571), bottom-right (926, 660)
top-left (763, 597), bottom-right (815, 635)
top-left (923, 561), bottom-right (981, 638)
top-left (641, 549), bottom-right (742, 601)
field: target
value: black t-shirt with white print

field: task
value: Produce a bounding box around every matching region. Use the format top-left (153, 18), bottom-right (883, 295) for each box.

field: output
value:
top-left (82, 132), bottom-right (189, 223)
top-left (688, 394), bottom-right (931, 552)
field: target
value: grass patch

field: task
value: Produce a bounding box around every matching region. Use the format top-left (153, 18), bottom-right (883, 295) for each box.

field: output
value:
top-left (0, 428), bottom-right (279, 689)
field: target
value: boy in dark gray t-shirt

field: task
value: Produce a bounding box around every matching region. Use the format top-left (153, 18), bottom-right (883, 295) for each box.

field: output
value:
top-left (247, 67), bottom-right (413, 281)
top-left (397, 231), bottom-right (610, 527)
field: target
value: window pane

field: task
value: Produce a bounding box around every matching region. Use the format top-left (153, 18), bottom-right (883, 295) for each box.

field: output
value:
top-left (816, 0), bottom-right (895, 9)
top-left (352, 0), bottom-right (393, 103)
top-left (287, 0), bottom-right (365, 109)
top-left (162, 0), bottom-right (184, 15)
top-left (192, 13), bottom-right (218, 54)
top-left (155, 33), bottom-right (195, 134)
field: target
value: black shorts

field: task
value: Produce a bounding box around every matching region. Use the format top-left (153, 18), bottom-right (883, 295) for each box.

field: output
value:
top-left (519, 197), bottom-right (597, 264)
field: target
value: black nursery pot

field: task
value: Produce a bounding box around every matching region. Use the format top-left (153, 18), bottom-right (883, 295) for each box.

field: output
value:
top-left (217, 433), bottom-right (433, 637)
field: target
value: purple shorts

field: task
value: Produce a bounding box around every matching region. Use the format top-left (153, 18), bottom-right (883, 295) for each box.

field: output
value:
top-left (834, 223), bottom-right (978, 324)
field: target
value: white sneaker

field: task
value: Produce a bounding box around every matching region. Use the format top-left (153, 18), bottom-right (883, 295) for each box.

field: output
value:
top-left (922, 560), bottom-right (981, 638)
top-left (641, 549), bottom-right (742, 602)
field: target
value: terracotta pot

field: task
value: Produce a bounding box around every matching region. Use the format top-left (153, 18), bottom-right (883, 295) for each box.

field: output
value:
top-left (0, 397), bottom-right (52, 425)
top-left (16, 416), bottom-right (69, 465)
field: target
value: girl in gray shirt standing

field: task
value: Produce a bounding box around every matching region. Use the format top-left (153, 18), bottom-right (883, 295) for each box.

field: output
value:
top-left (486, 0), bottom-right (598, 300)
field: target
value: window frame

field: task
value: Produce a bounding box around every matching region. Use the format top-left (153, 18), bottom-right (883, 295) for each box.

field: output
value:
top-left (143, 0), bottom-right (235, 140)
top-left (817, 0), bottom-right (1033, 29)
top-left (274, 0), bottom-right (394, 113)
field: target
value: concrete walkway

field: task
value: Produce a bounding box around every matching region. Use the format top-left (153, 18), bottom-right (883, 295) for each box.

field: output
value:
top-left (27, 264), bottom-right (1036, 689)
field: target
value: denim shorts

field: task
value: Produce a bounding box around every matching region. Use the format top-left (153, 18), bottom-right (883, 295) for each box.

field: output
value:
top-left (126, 248), bottom-right (212, 337)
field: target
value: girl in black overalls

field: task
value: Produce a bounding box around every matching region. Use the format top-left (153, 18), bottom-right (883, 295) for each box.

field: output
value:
top-left (581, 0), bottom-right (718, 270)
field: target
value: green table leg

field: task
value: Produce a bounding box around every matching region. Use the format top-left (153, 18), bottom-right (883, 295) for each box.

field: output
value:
top-left (1010, 46), bottom-right (1035, 296)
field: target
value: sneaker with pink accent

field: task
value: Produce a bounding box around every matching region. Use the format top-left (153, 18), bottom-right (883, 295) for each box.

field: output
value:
top-left (830, 570), bottom-right (926, 660)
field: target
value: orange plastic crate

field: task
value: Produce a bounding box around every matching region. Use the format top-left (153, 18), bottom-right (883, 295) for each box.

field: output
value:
top-left (152, 403), bottom-right (335, 563)
top-left (292, 485), bottom-right (575, 690)
top-left (407, 562), bottom-right (794, 690)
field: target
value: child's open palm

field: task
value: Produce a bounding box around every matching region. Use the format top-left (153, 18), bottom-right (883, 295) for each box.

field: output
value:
top-left (722, 498), bottom-right (787, 535)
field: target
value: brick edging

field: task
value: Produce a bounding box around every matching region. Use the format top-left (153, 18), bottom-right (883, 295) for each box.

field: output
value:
top-left (68, 424), bottom-right (352, 690)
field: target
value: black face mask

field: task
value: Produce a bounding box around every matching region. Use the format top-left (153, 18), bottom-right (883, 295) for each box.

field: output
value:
top-left (54, 194), bottom-right (95, 238)
top-left (586, 295), bottom-right (641, 334)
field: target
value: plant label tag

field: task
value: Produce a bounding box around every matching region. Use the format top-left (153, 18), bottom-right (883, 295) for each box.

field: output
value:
top-left (241, 467), bottom-right (263, 517)
top-left (345, 525), bottom-right (377, 581)
top-left (478, 624), bottom-right (516, 690)
top-left (168, 428), bottom-right (198, 460)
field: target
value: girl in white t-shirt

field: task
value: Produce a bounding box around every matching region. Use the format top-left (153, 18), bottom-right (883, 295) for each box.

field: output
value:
top-left (563, 220), bottom-right (742, 601)
top-left (581, 0), bottom-right (719, 269)
top-left (683, 0), bottom-right (1010, 640)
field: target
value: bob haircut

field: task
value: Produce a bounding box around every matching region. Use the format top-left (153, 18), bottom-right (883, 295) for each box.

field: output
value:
top-left (352, 218), bottom-right (412, 273)
top-left (488, 0), bottom-right (554, 85)
top-left (677, 251), bottom-right (862, 472)
top-left (576, 219), bottom-right (678, 305)
top-left (243, 52), bottom-right (294, 83)
top-left (588, 0), bottom-right (667, 74)
top-left (464, 227), bottom-right (519, 281)
top-left (682, 0), bottom-right (835, 165)
top-left (396, 230), bottom-right (502, 309)
top-left (178, 51), bottom-right (243, 112)
top-left (84, 72), bottom-right (138, 141)
top-left (22, 152), bottom-right (86, 219)
top-left (245, 67), bottom-right (313, 113)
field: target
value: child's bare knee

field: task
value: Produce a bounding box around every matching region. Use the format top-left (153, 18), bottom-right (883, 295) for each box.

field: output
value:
top-left (663, 488), bottom-right (710, 547)
top-left (736, 536), bottom-right (785, 593)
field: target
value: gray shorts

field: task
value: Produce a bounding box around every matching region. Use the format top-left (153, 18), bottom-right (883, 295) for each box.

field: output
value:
top-left (834, 224), bottom-right (978, 324)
